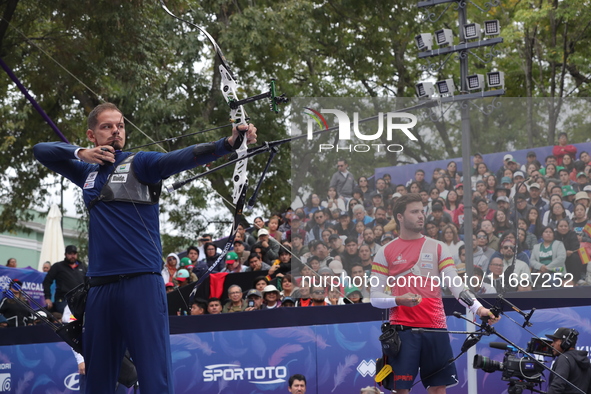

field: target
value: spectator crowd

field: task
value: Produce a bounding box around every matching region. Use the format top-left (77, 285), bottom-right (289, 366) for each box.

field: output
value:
top-left (163, 133), bottom-right (591, 315)
top-left (3, 133), bottom-right (591, 323)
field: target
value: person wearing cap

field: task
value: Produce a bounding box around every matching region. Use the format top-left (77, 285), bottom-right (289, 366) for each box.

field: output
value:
top-left (471, 152), bottom-right (484, 175)
top-left (221, 251), bottom-right (247, 274)
top-left (43, 245), bottom-right (87, 315)
top-left (284, 214), bottom-right (307, 242)
top-left (244, 289), bottom-right (264, 311)
top-left (500, 176), bottom-right (513, 191)
top-left (308, 240), bottom-right (333, 269)
top-left (426, 203), bottom-right (453, 229)
top-left (221, 285), bottom-right (247, 313)
top-left (496, 154), bottom-right (520, 180)
top-left (332, 212), bottom-right (352, 240)
top-left (328, 234), bottom-right (345, 257)
top-left (492, 185), bottom-right (510, 204)
top-left (261, 284), bottom-right (282, 309)
top-left (164, 282), bottom-right (175, 294)
top-left (174, 269), bottom-right (192, 288)
top-left (177, 258), bottom-right (198, 282)
top-left (232, 240), bottom-right (250, 264)
top-left (380, 233), bottom-right (395, 246)
top-left (495, 195), bottom-right (511, 214)
top-left (521, 151), bottom-right (542, 173)
top-left (509, 193), bottom-right (533, 224)
top-left (512, 170), bottom-right (527, 186)
top-left (161, 253), bottom-right (180, 284)
top-left (575, 171), bottom-right (589, 191)
top-left (343, 286), bottom-right (363, 304)
top-left (267, 247), bottom-right (292, 280)
top-left (552, 132), bottom-right (578, 166)
top-left (528, 182), bottom-right (549, 211)
top-left (545, 327), bottom-right (591, 394)
top-left (281, 297), bottom-right (296, 307)
top-left (0, 280), bottom-right (33, 327)
top-left (562, 185), bottom-right (578, 207)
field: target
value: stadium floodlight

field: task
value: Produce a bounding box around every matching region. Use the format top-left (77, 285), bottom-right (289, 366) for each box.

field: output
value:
top-left (463, 23), bottom-right (481, 41)
top-left (483, 20), bottom-right (501, 36)
top-left (487, 71), bottom-right (505, 89)
top-left (466, 74), bottom-right (485, 90)
top-left (415, 82), bottom-right (435, 98)
top-left (434, 29), bottom-right (453, 47)
top-left (435, 79), bottom-right (455, 95)
top-left (415, 33), bottom-right (433, 51)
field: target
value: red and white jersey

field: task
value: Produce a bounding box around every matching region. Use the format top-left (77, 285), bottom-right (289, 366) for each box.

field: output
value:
top-left (372, 236), bottom-right (455, 329)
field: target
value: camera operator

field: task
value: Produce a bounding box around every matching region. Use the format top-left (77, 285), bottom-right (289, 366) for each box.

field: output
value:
top-left (546, 327), bottom-right (591, 394)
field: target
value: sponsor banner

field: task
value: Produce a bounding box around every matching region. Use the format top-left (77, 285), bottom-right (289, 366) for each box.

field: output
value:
top-left (0, 306), bottom-right (589, 393)
top-left (0, 265), bottom-right (47, 307)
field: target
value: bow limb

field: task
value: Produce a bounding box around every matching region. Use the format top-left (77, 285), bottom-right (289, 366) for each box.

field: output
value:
top-left (160, 1), bottom-right (250, 205)
top-left (0, 57), bottom-right (69, 144)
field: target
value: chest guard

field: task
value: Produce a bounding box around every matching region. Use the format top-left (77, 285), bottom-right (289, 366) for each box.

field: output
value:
top-left (88, 154), bottom-right (161, 210)
top-left (388, 237), bottom-right (441, 298)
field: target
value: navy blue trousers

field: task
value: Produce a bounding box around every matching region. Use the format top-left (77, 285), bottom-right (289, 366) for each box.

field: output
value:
top-left (83, 274), bottom-right (174, 393)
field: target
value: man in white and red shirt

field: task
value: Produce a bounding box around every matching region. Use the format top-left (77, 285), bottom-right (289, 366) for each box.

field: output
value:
top-left (371, 193), bottom-right (498, 394)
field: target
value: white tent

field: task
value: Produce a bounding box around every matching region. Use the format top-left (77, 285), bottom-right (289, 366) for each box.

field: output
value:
top-left (38, 204), bottom-right (65, 270)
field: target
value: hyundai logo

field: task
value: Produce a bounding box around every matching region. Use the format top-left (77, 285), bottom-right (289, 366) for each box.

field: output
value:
top-left (64, 373), bottom-right (80, 390)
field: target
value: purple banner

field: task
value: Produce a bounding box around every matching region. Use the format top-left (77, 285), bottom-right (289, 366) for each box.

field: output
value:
top-left (0, 266), bottom-right (47, 308)
top-left (375, 142), bottom-right (591, 186)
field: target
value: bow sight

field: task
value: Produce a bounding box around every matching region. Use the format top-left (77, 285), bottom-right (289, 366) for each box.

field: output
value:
top-left (227, 79), bottom-right (289, 114)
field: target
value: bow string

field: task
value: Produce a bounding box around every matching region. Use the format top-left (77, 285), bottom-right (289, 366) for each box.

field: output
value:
top-left (159, 0), bottom-right (288, 299)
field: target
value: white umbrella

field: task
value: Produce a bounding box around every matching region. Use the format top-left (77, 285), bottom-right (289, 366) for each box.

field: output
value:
top-left (38, 204), bottom-right (65, 270)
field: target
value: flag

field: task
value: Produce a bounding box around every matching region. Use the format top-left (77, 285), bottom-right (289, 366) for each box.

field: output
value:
top-left (583, 223), bottom-right (591, 238)
top-left (578, 246), bottom-right (590, 265)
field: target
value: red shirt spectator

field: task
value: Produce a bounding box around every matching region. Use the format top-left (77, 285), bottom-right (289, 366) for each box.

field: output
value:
top-left (552, 132), bottom-right (577, 166)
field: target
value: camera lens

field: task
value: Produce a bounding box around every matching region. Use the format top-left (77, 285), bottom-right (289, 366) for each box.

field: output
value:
top-left (473, 355), bottom-right (502, 373)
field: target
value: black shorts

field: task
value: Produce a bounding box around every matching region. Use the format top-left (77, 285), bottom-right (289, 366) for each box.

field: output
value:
top-left (387, 328), bottom-right (458, 390)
